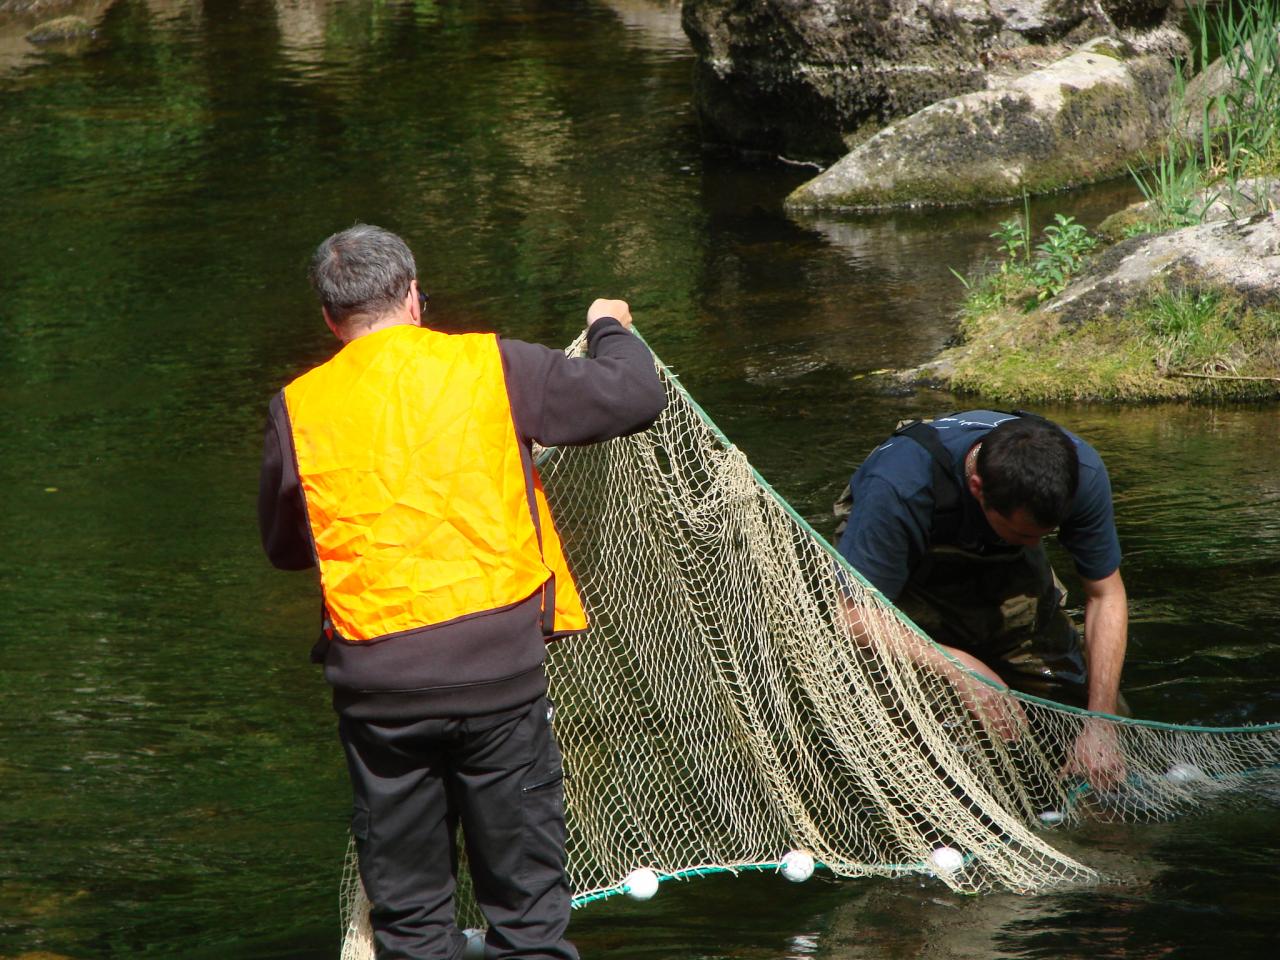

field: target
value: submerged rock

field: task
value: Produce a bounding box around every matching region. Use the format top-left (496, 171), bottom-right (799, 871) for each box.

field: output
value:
top-left (784, 34), bottom-right (1183, 211)
top-left (25, 12), bottom-right (91, 42)
top-left (1, 0), bottom-right (113, 72)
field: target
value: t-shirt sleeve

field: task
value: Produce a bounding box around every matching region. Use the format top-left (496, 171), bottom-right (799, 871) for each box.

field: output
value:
top-left (835, 474), bottom-right (929, 601)
top-left (1057, 456), bottom-right (1122, 581)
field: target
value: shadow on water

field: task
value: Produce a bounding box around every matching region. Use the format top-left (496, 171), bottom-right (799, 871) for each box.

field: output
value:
top-left (0, 1), bottom-right (1276, 957)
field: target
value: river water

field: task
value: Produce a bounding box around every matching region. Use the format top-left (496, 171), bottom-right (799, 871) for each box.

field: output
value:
top-left (1, 1), bottom-right (1277, 957)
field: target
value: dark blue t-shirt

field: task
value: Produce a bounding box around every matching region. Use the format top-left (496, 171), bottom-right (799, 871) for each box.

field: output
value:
top-left (836, 411), bottom-right (1121, 600)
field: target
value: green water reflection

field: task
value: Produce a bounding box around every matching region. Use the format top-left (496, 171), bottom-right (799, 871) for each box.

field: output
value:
top-left (1, 1), bottom-right (1276, 957)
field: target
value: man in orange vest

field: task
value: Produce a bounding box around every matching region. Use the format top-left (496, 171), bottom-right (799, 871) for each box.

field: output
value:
top-left (259, 224), bottom-right (666, 959)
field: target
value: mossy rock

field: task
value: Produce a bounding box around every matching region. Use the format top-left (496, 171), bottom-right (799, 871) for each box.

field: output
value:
top-left (910, 283), bottom-right (1280, 402)
top-left (1096, 201), bottom-right (1155, 241)
top-left (903, 213), bottom-right (1280, 402)
top-left (785, 36), bottom-right (1179, 211)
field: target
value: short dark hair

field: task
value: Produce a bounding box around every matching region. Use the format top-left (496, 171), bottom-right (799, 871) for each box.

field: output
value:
top-left (309, 224), bottom-right (416, 327)
top-left (975, 417), bottom-right (1079, 527)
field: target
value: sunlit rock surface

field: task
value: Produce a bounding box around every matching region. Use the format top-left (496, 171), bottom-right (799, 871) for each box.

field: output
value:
top-left (784, 34), bottom-right (1183, 210)
top-left (1048, 211), bottom-right (1280, 325)
top-left (681, 0), bottom-right (1172, 160)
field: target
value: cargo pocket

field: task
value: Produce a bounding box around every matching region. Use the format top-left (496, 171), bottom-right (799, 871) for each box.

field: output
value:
top-left (518, 700), bottom-right (568, 886)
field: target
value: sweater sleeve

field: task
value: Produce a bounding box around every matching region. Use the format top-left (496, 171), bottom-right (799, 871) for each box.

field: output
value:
top-left (257, 392), bottom-right (316, 571)
top-left (500, 318), bottom-right (667, 447)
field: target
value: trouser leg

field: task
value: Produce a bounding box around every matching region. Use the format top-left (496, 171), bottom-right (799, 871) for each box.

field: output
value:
top-left (340, 715), bottom-right (466, 960)
top-left (452, 697), bottom-right (578, 960)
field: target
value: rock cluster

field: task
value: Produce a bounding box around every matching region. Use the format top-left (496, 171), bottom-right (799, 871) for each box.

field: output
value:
top-left (682, 0), bottom-right (1173, 161)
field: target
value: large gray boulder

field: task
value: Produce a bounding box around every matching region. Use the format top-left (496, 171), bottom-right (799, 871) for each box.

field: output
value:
top-left (1047, 211), bottom-right (1280, 325)
top-left (784, 34), bottom-right (1182, 210)
top-left (682, 0), bottom-right (1173, 160)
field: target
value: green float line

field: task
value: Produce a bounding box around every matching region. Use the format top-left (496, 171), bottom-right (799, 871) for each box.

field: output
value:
top-left (570, 853), bottom-right (957, 908)
top-left (1061, 761), bottom-right (1280, 812)
top-left (543, 325), bottom-right (1280, 737)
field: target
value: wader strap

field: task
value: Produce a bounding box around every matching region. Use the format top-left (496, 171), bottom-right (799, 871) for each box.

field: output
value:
top-left (833, 419), bottom-right (964, 542)
top-left (894, 421), bottom-right (961, 519)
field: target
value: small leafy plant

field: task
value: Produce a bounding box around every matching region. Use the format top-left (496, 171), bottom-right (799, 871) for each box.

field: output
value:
top-left (992, 213), bottom-right (1030, 268)
top-left (1031, 214), bottom-right (1097, 301)
top-left (952, 206), bottom-right (1097, 316)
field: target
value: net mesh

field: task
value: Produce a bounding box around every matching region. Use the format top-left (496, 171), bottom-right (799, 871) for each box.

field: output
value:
top-left (338, 337), bottom-right (1280, 956)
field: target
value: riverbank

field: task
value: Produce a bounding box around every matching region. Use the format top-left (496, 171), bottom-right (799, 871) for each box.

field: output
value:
top-left (915, 270), bottom-right (1280, 403)
top-left (919, 2), bottom-right (1280, 403)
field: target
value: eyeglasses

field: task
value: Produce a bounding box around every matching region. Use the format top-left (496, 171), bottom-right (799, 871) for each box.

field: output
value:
top-left (417, 288), bottom-right (430, 312)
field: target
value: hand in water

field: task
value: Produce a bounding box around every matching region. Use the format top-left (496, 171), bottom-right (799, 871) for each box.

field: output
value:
top-left (955, 670), bottom-right (1028, 743)
top-left (1062, 716), bottom-right (1127, 792)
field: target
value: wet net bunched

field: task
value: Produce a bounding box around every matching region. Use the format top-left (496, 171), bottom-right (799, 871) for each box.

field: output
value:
top-left (339, 334), bottom-right (1280, 956)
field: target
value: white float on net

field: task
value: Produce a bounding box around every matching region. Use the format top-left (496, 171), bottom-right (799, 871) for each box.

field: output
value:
top-left (1165, 762), bottom-right (1209, 785)
top-left (622, 867), bottom-right (660, 900)
top-left (927, 846), bottom-right (965, 874)
top-left (462, 928), bottom-right (485, 959)
top-left (779, 849), bottom-right (815, 882)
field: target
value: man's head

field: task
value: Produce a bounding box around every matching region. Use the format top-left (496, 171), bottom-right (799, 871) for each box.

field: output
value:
top-left (968, 417), bottom-right (1079, 546)
top-left (309, 224), bottom-right (419, 337)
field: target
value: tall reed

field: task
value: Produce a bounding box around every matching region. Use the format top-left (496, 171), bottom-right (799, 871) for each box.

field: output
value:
top-left (1131, 0), bottom-right (1280, 231)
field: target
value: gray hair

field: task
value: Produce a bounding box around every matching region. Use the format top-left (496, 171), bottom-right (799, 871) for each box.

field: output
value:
top-left (309, 224), bottom-right (417, 326)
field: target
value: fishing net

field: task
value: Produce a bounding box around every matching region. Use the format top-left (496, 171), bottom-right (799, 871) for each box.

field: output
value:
top-left (338, 335), bottom-right (1280, 956)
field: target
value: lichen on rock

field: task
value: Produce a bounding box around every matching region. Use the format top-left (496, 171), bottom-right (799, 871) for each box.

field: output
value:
top-left (785, 35), bottom-right (1184, 211)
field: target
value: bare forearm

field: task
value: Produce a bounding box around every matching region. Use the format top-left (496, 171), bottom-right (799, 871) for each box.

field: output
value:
top-left (1083, 572), bottom-right (1127, 715)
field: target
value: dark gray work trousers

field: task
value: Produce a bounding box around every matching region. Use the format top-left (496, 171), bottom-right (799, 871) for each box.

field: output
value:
top-left (339, 696), bottom-right (578, 960)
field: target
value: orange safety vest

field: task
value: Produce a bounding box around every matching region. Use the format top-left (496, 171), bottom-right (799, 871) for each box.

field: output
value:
top-left (283, 324), bottom-right (588, 643)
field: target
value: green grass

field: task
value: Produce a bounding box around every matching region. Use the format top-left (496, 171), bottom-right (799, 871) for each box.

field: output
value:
top-left (943, 284), bottom-right (1280, 402)
top-left (1126, 0), bottom-right (1280, 235)
top-left (941, 2), bottom-right (1280, 401)
top-left (1135, 287), bottom-right (1239, 374)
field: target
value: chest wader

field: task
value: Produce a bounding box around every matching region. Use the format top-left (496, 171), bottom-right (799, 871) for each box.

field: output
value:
top-left (894, 542), bottom-right (1088, 708)
top-left (851, 419), bottom-right (1091, 709)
